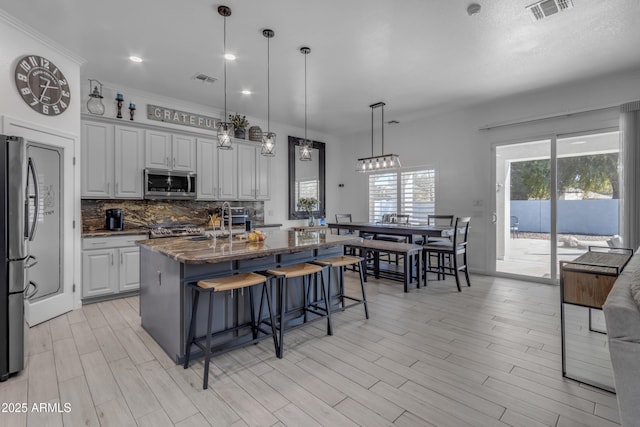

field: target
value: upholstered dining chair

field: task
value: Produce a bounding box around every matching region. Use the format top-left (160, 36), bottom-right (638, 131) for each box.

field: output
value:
top-left (423, 216), bottom-right (471, 292)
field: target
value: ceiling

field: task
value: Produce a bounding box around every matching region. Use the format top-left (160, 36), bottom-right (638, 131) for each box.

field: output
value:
top-left (2, 0), bottom-right (640, 136)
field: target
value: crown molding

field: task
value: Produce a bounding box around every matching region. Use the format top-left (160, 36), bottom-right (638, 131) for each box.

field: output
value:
top-left (0, 8), bottom-right (86, 66)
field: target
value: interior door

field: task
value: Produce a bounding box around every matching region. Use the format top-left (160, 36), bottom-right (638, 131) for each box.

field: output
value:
top-left (4, 119), bottom-right (75, 326)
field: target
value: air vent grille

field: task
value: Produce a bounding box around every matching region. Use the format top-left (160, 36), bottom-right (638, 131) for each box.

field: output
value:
top-left (192, 73), bottom-right (217, 84)
top-left (526, 0), bottom-right (573, 21)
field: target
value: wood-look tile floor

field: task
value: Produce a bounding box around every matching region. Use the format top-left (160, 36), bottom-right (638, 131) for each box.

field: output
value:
top-left (0, 273), bottom-right (621, 427)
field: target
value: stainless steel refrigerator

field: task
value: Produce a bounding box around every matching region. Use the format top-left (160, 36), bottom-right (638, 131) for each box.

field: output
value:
top-left (1, 135), bottom-right (40, 381)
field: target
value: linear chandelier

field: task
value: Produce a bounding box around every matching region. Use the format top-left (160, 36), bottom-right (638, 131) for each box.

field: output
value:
top-left (356, 102), bottom-right (401, 172)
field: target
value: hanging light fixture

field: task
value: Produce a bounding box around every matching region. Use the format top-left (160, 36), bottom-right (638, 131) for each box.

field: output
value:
top-left (356, 102), bottom-right (401, 172)
top-left (261, 29), bottom-right (276, 157)
top-left (299, 46), bottom-right (312, 161)
top-left (217, 5), bottom-right (233, 150)
top-left (86, 79), bottom-right (105, 115)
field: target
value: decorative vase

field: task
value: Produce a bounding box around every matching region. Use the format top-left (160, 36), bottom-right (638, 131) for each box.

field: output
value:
top-left (234, 128), bottom-right (246, 139)
top-left (308, 215), bottom-right (315, 226)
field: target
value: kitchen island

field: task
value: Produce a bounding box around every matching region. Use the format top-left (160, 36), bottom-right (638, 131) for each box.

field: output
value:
top-left (137, 230), bottom-right (360, 363)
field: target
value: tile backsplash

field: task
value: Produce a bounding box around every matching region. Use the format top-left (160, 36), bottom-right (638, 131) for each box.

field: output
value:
top-left (81, 199), bottom-right (264, 232)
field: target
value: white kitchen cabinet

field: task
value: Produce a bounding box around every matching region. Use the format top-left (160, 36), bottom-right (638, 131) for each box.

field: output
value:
top-left (172, 134), bottom-right (196, 171)
top-left (146, 130), bottom-right (195, 171)
top-left (196, 137), bottom-right (237, 200)
top-left (82, 235), bottom-right (143, 300)
top-left (81, 121), bottom-right (114, 198)
top-left (81, 120), bottom-right (144, 199)
top-left (237, 141), bottom-right (271, 201)
top-left (114, 126), bottom-right (144, 198)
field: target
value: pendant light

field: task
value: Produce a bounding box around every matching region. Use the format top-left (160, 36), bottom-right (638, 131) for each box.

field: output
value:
top-left (356, 102), bottom-right (401, 172)
top-left (299, 46), bottom-right (312, 161)
top-left (261, 29), bottom-right (276, 156)
top-left (217, 5), bottom-right (233, 150)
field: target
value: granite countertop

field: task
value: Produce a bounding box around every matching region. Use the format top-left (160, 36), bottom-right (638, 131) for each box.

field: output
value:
top-left (83, 228), bottom-right (150, 238)
top-left (137, 230), bottom-right (361, 264)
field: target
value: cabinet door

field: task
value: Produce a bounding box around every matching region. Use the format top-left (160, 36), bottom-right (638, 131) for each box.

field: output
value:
top-left (114, 126), bottom-right (144, 198)
top-left (217, 147), bottom-right (237, 200)
top-left (82, 249), bottom-right (117, 298)
top-left (256, 152), bottom-right (271, 200)
top-left (196, 138), bottom-right (217, 200)
top-left (145, 130), bottom-right (171, 169)
top-left (172, 134), bottom-right (196, 171)
top-left (237, 143), bottom-right (256, 200)
top-left (118, 247), bottom-right (140, 292)
top-left (81, 121), bottom-right (114, 198)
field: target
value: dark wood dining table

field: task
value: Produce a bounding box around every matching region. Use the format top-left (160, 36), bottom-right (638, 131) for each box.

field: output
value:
top-left (326, 222), bottom-right (450, 243)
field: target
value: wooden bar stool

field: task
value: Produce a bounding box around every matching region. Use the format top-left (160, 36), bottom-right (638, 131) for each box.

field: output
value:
top-left (183, 272), bottom-right (278, 389)
top-left (314, 255), bottom-right (369, 319)
top-left (266, 263), bottom-right (332, 358)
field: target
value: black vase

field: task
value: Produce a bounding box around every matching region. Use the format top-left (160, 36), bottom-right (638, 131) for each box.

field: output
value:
top-left (234, 128), bottom-right (246, 139)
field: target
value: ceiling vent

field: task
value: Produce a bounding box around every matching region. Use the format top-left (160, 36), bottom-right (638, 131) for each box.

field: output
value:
top-left (526, 0), bottom-right (573, 21)
top-left (192, 73), bottom-right (217, 84)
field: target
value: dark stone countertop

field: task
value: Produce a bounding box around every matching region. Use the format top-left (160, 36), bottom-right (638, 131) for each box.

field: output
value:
top-left (136, 230), bottom-right (361, 264)
top-left (82, 229), bottom-right (150, 238)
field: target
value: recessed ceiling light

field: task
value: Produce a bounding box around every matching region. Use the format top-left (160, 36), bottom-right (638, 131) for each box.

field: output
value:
top-left (241, 90), bottom-right (252, 95)
top-left (224, 53), bottom-right (236, 61)
top-left (129, 56), bottom-right (143, 63)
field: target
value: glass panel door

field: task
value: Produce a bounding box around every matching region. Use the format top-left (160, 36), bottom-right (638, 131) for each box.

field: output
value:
top-left (556, 130), bottom-right (621, 278)
top-left (495, 139), bottom-right (552, 279)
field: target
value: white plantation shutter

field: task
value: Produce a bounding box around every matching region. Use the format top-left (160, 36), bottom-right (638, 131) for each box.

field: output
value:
top-left (368, 167), bottom-right (436, 223)
top-left (368, 172), bottom-right (397, 222)
top-left (400, 169), bottom-right (435, 223)
top-left (295, 179), bottom-right (319, 204)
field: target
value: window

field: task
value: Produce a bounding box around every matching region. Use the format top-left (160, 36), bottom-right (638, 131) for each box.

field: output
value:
top-left (368, 167), bottom-right (436, 223)
top-left (295, 179), bottom-right (319, 207)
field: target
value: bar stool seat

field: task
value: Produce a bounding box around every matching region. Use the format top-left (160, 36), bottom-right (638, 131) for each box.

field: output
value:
top-left (314, 256), bottom-right (369, 319)
top-left (184, 272), bottom-right (278, 389)
top-left (266, 263), bottom-right (332, 358)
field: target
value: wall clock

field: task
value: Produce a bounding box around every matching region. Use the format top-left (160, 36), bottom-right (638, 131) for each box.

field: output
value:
top-left (14, 55), bottom-right (71, 116)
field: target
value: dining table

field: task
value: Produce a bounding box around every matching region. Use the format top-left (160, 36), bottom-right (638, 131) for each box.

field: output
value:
top-left (326, 222), bottom-right (451, 243)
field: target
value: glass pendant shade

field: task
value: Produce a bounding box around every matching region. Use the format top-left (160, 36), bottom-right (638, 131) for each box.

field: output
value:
top-left (87, 80), bottom-right (105, 115)
top-left (299, 140), bottom-right (312, 161)
top-left (261, 132), bottom-right (276, 156)
top-left (217, 122), bottom-right (233, 149)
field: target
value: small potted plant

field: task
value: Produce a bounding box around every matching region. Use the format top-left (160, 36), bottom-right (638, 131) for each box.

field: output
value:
top-left (297, 197), bottom-right (318, 226)
top-left (229, 113), bottom-right (249, 139)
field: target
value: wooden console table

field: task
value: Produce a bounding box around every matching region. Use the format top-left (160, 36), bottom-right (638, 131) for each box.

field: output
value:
top-left (559, 246), bottom-right (633, 391)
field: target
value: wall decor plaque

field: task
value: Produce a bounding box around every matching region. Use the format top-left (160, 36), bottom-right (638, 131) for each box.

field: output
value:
top-left (147, 104), bottom-right (219, 131)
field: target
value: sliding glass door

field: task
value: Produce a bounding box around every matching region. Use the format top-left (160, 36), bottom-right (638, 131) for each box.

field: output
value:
top-left (494, 129), bottom-right (620, 282)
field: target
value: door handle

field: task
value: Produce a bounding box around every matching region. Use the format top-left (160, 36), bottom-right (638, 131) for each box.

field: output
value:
top-left (491, 212), bottom-right (497, 225)
top-left (27, 157), bottom-right (40, 241)
top-left (115, 182), bottom-right (119, 194)
top-left (24, 255), bottom-right (38, 269)
top-left (120, 253), bottom-right (123, 264)
top-left (24, 281), bottom-right (38, 299)
top-left (173, 158), bottom-right (176, 168)
top-left (110, 253), bottom-right (114, 265)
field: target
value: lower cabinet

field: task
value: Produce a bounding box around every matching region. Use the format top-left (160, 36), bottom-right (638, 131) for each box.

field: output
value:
top-left (82, 235), bottom-right (144, 299)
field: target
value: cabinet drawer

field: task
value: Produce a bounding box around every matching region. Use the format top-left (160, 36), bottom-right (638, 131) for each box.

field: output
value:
top-left (83, 235), bottom-right (146, 250)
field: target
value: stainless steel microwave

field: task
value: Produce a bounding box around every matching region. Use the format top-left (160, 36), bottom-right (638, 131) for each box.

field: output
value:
top-left (144, 169), bottom-right (196, 199)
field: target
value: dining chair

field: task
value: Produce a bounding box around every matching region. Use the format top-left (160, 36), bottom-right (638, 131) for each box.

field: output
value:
top-left (510, 215), bottom-right (519, 239)
top-left (376, 214), bottom-right (410, 264)
top-left (335, 213), bottom-right (353, 235)
top-left (423, 216), bottom-right (471, 292)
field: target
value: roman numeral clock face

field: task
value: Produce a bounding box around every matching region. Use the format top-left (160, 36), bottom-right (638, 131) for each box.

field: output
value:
top-left (14, 55), bottom-right (71, 116)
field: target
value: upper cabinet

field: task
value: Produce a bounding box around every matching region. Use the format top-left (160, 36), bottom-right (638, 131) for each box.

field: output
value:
top-left (81, 121), bottom-right (144, 199)
top-left (196, 137), bottom-right (237, 201)
top-left (145, 130), bottom-right (195, 172)
top-left (237, 141), bottom-right (271, 201)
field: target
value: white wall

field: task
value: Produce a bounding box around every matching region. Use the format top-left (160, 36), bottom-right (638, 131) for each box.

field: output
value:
top-left (336, 69), bottom-right (640, 273)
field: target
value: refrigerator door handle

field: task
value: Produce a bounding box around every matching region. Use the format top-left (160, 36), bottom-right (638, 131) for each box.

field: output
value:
top-left (24, 281), bottom-right (38, 300)
top-left (27, 157), bottom-right (40, 241)
top-left (24, 255), bottom-right (38, 269)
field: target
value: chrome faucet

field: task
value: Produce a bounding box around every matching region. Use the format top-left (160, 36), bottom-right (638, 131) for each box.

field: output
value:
top-left (221, 201), bottom-right (231, 235)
